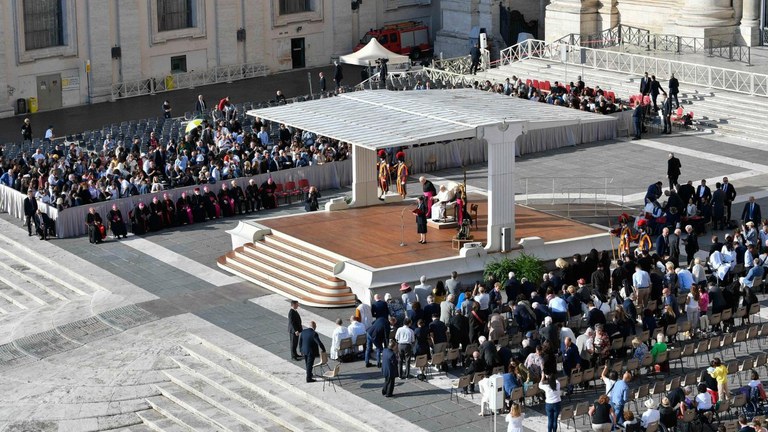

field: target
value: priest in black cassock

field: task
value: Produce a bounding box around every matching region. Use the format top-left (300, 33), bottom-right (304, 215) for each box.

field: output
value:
top-left (190, 187), bottom-right (206, 223)
top-left (131, 202), bottom-right (150, 235)
top-left (149, 196), bottom-right (165, 231)
top-left (177, 191), bottom-right (194, 225)
top-left (162, 193), bottom-right (177, 227)
top-left (86, 207), bottom-right (104, 244)
top-left (107, 203), bottom-right (127, 239)
top-left (260, 178), bottom-right (277, 209)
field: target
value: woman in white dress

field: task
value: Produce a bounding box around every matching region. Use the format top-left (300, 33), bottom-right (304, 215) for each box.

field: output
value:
top-left (506, 403), bottom-right (524, 432)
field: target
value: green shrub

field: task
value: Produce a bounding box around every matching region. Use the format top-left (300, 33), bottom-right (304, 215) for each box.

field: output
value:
top-left (484, 253), bottom-right (545, 284)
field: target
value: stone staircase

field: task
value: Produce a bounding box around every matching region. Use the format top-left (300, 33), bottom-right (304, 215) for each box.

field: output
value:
top-left (479, 58), bottom-right (768, 142)
top-left (0, 233), bottom-right (101, 326)
top-left (135, 337), bottom-right (376, 431)
top-left (217, 232), bottom-right (355, 308)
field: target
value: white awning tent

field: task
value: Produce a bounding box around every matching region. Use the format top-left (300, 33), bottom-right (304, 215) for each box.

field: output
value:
top-left (339, 38), bottom-right (410, 66)
top-left (247, 89), bottom-right (615, 251)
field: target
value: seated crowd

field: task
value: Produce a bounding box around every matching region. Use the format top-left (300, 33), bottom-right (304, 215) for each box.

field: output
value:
top-left (328, 236), bottom-right (766, 431)
top-left (471, 74), bottom-right (628, 115)
top-left (0, 95), bottom-right (350, 213)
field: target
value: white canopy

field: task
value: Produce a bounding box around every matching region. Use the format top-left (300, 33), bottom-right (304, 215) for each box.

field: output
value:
top-left (339, 38), bottom-right (410, 66)
top-left (247, 88), bottom-right (615, 150)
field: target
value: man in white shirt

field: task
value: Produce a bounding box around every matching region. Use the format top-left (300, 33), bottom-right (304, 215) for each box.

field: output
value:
top-left (355, 299), bottom-right (373, 330)
top-left (641, 399), bottom-right (660, 428)
top-left (347, 315), bottom-right (366, 344)
top-left (414, 275), bottom-right (432, 303)
top-left (394, 318), bottom-right (415, 379)
top-left (44, 125), bottom-right (54, 142)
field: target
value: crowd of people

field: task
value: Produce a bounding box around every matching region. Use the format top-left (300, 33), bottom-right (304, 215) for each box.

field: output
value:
top-left (0, 93), bottom-right (351, 216)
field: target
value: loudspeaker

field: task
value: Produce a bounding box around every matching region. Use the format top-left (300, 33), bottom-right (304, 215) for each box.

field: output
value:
top-left (580, 48), bottom-right (587, 64)
top-left (236, 28), bottom-right (246, 41)
top-left (501, 227), bottom-right (512, 252)
top-left (111, 46), bottom-right (121, 59)
top-left (480, 33), bottom-right (488, 51)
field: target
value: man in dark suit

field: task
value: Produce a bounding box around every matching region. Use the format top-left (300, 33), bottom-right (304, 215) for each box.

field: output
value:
top-left (194, 94), bottom-right (207, 115)
top-left (381, 340), bottom-right (398, 397)
top-left (683, 225), bottom-right (699, 266)
top-left (667, 152), bottom-right (681, 189)
top-left (640, 72), bottom-right (651, 96)
top-left (470, 43), bottom-right (481, 75)
top-left (632, 101), bottom-right (644, 140)
top-left (678, 180), bottom-right (695, 209)
top-left (365, 316), bottom-right (389, 368)
top-left (722, 177), bottom-right (737, 223)
top-left (661, 95), bottom-right (673, 135)
top-left (741, 196), bottom-right (762, 225)
top-left (656, 227), bottom-right (671, 260)
top-left (23, 189), bottom-right (38, 236)
top-left (299, 321), bottom-right (325, 382)
top-left (318, 72), bottom-right (326, 92)
top-left (288, 300), bottom-right (303, 361)
top-left (696, 179), bottom-right (711, 205)
top-left (34, 210), bottom-right (50, 240)
top-left (668, 228), bottom-right (681, 267)
top-left (650, 75), bottom-right (666, 111)
top-left (333, 61), bottom-right (343, 89)
top-left (645, 181), bottom-right (663, 205)
top-left (370, 294), bottom-right (388, 319)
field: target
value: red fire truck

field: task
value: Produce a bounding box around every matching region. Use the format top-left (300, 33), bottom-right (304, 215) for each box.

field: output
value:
top-left (355, 21), bottom-right (432, 59)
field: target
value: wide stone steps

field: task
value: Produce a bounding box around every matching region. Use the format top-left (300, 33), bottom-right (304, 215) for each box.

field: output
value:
top-left (217, 233), bottom-right (354, 308)
top-left (137, 409), bottom-right (191, 432)
top-left (160, 369), bottom-right (295, 432)
top-left (147, 393), bottom-right (244, 431)
top-left (180, 339), bottom-right (376, 432)
top-left (490, 58), bottom-right (768, 140)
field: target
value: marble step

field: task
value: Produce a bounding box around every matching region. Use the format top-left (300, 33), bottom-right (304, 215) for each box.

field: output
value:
top-left (161, 368), bottom-right (291, 432)
top-left (146, 395), bottom-right (223, 431)
top-left (169, 356), bottom-right (327, 432)
top-left (136, 409), bottom-right (191, 432)
top-left (181, 341), bottom-right (374, 432)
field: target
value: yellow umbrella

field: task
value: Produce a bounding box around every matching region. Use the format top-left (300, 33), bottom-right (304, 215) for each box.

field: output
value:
top-left (185, 119), bottom-right (203, 133)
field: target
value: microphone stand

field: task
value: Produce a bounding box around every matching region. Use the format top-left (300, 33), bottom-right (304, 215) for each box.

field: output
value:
top-left (400, 206), bottom-right (409, 247)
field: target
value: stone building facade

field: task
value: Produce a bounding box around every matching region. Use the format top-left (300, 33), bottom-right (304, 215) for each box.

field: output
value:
top-left (0, 0), bottom-right (437, 117)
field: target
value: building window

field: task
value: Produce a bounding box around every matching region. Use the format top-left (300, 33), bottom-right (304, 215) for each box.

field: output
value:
top-left (170, 55), bottom-right (187, 73)
top-left (158, 0), bottom-right (193, 32)
top-left (280, 0), bottom-right (312, 15)
top-left (23, 0), bottom-right (64, 50)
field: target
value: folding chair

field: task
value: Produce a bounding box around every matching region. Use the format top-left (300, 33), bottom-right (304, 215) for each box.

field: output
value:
top-left (321, 363), bottom-right (341, 392)
top-left (450, 375), bottom-right (472, 401)
top-left (559, 405), bottom-right (575, 431)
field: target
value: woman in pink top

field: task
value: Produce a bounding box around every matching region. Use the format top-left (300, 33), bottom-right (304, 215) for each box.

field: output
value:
top-left (698, 284), bottom-right (710, 333)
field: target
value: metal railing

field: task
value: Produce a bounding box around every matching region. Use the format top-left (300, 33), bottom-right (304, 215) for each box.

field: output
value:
top-left (517, 177), bottom-right (640, 219)
top-left (110, 63), bottom-right (269, 100)
top-left (499, 39), bottom-right (768, 97)
top-left (519, 177), bottom-right (617, 205)
top-left (555, 25), bottom-right (751, 64)
top-left (431, 55), bottom-right (473, 75)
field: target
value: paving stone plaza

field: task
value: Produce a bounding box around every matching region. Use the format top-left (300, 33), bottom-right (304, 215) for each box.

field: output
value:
top-left (3, 37), bottom-right (768, 430)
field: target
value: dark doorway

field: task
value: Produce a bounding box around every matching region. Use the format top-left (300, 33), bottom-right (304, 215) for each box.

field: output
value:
top-left (291, 38), bottom-right (305, 69)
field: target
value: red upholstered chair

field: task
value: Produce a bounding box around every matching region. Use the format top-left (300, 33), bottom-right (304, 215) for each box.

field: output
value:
top-left (274, 183), bottom-right (286, 205)
top-left (526, 79), bottom-right (532, 87)
top-left (541, 81), bottom-right (551, 92)
top-left (298, 179), bottom-right (310, 193)
top-left (532, 79), bottom-right (540, 89)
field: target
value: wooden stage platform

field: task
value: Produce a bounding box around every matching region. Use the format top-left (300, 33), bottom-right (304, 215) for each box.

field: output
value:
top-left (259, 199), bottom-right (606, 269)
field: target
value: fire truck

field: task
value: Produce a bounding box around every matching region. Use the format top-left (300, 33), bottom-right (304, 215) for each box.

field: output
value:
top-left (355, 21), bottom-right (432, 59)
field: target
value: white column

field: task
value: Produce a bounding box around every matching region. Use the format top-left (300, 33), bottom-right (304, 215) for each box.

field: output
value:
top-left (740, 0), bottom-right (761, 45)
top-left (482, 122), bottom-right (525, 252)
top-left (545, 0), bottom-right (600, 43)
top-left (675, 0), bottom-right (735, 27)
top-left (350, 145), bottom-right (379, 208)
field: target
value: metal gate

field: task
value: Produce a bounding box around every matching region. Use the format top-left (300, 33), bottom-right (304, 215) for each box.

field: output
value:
top-left (36, 74), bottom-right (62, 111)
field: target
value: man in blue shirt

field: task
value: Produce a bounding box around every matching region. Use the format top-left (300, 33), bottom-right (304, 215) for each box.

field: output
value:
top-left (603, 366), bottom-right (631, 426)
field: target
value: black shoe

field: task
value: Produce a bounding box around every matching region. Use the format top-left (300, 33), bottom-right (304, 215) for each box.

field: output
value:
top-left (632, 137), bottom-right (640, 140)
top-left (365, 363), bottom-right (373, 368)
top-left (307, 378), bottom-right (317, 383)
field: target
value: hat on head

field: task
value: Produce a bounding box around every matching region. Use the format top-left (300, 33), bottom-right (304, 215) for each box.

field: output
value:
top-left (637, 219), bottom-right (647, 227)
top-left (378, 150), bottom-right (386, 158)
top-left (661, 397), bottom-right (670, 407)
top-left (644, 399), bottom-right (657, 409)
top-left (396, 151), bottom-right (405, 161)
top-left (399, 282), bottom-right (410, 292)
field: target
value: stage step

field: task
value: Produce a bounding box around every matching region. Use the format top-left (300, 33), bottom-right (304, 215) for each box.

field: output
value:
top-left (218, 231), bottom-right (354, 308)
top-left (136, 409), bottom-right (188, 432)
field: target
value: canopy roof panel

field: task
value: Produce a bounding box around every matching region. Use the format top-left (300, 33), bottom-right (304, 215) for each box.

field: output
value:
top-left (339, 38), bottom-right (409, 66)
top-left (247, 89), bottom-right (615, 150)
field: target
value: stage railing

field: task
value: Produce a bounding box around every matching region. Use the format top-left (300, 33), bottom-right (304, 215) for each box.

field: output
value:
top-left (111, 63), bottom-right (269, 100)
top-left (554, 25), bottom-right (751, 64)
top-left (499, 39), bottom-right (768, 97)
top-left (431, 55), bottom-right (474, 75)
top-left (520, 177), bottom-right (616, 205)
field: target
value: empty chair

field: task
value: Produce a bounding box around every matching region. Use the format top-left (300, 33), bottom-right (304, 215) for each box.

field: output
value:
top-left (450, 375), bottom-right (472, 401)
top-left (321, 363), bottom-right (341, 392)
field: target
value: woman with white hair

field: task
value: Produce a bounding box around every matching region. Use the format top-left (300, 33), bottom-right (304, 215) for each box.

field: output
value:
top-left (691, 257), bottom-right (707, 284)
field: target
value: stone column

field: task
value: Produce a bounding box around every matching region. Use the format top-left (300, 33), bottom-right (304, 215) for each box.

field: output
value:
top-left (675, 0), bottom-right (736, 39)
top-left (350, 145), bottom-right (379, 208)
top-left (545, 0), bottom-right (600, 43)
top-left (740, 0), bottom-right (761, 45)
top-left (597, 0), bottom-right (619, 34)
top-left (481, 122), bottom-right (524, 252)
